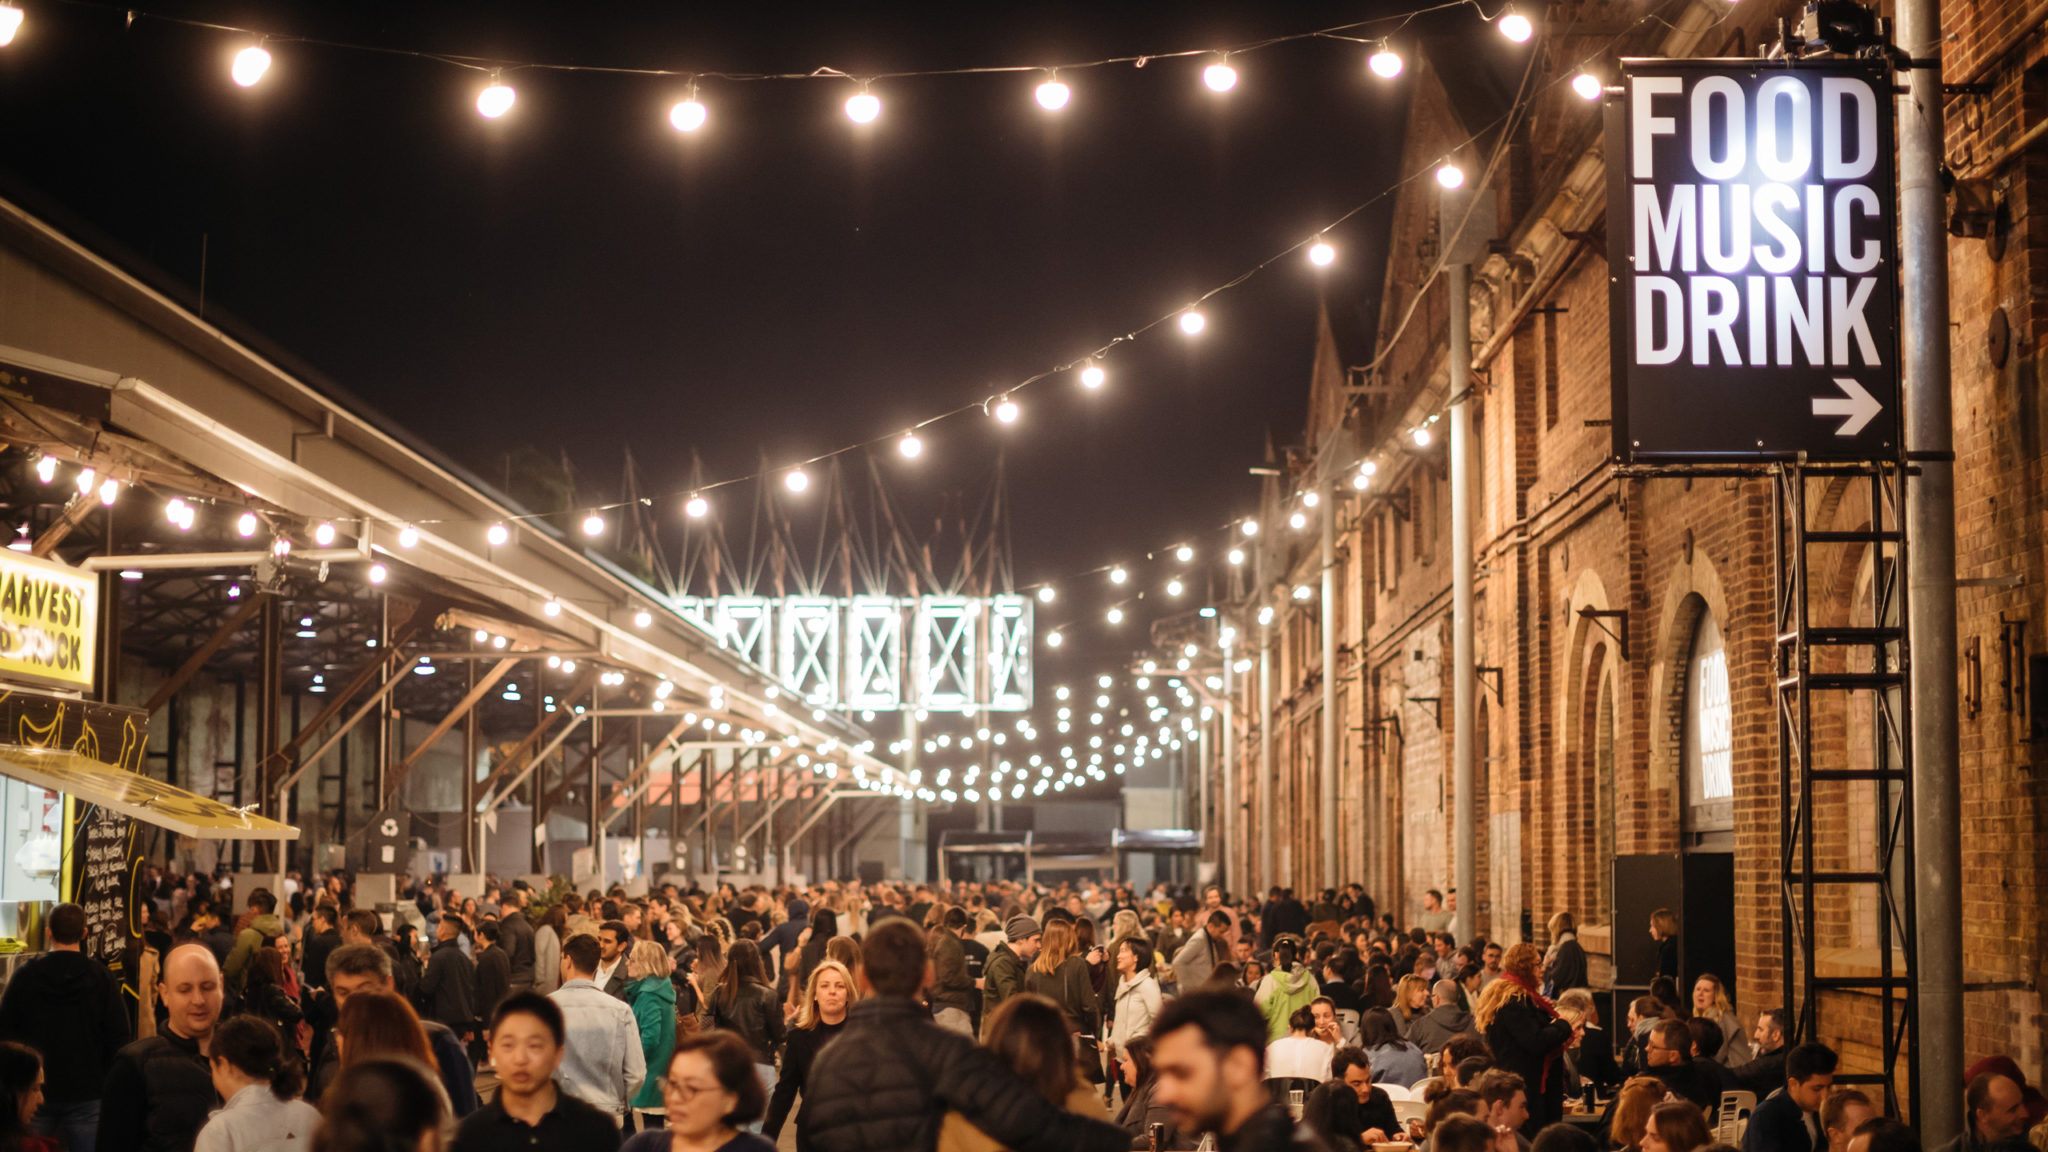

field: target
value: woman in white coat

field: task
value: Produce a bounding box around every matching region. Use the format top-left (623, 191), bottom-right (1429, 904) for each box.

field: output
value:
top-left (1108, 934), bottom-right (1163, 1102)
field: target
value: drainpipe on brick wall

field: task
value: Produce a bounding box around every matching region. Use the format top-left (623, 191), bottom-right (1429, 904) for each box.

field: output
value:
top-left (1898, 0), bottom-right (1961, 1136)
top-left (1321, 470), bottom-right (1340, 891)
top-left (1449, 258), bottom-right (1477, 952)
top-left (1257, 542), bottom-right (1275, 895)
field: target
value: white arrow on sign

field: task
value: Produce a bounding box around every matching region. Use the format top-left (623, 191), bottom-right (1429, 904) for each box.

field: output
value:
top-left (1813, 377), bottom-right (1882, 437)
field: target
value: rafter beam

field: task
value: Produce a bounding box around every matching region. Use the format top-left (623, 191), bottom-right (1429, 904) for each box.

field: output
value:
top-left (141, 590), bottom-right (268, 715)
top-left (379, 655), bottom-right (520, 806)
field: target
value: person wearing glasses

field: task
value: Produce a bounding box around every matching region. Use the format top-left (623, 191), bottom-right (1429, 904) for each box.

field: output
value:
top-left (450, 993), bottom-right (620, 1152)
top-left (621, 1032), bottom-right (774, 1152)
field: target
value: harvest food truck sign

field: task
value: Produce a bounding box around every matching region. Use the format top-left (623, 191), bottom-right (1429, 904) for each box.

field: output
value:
top-left (1606, 59), bottom-right (1899, 460)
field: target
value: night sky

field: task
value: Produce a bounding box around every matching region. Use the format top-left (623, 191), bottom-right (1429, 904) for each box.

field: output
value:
top-left (0, 1), bottom-right (1499, 677)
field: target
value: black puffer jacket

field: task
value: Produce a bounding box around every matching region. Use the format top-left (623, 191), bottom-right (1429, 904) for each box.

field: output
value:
top-left (710, 978), bottom-right (786, 1063)
top-left (805, 996), bottom-right (1129, 1152)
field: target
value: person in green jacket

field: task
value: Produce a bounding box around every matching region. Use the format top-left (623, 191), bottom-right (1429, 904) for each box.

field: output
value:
top-left (624, 939), bottom-right (678, 1114)
top-left (224, 889), bottom-right (287, 988)
top-left (1253, 936), bottom-right (1321, 1041)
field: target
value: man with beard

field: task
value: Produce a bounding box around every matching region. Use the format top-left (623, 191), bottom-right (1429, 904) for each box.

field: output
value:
top-left (1152, 990), bottom-right (1334, 1151)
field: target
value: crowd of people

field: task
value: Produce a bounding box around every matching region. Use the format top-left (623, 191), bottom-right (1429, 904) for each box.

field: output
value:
top-left (0, 872), bottom-right (2037, 1152)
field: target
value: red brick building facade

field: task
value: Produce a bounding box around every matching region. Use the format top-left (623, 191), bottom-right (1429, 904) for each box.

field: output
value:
top-left (1221, 0), bottom-right (2047, 1088)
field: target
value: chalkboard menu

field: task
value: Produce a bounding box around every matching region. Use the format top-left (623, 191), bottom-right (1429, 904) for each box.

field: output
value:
top-left (67, 800), bottom-right (141, 967)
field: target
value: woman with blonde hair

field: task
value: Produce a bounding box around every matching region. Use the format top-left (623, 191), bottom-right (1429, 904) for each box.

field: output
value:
top-left (1474, 943), bottom-right (1574, 1137)
top-left (1688, 974), bottom-right (1749, 1064)
top-left (1642, 1100), bottom-right (1713, 1152)
top-left (1610, 1076), bottom-right (1669, 1152)
top-left (625, 939), bottom-right (677, 1118)
top-left (1393, 972), bottom-right (1433, 1036)
top-left (1024, 919), bottom-right (1101, 1081)
top-left (762, 959), bottom-right (856, 1150)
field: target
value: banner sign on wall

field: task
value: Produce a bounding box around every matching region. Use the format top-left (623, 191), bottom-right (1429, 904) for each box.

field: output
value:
top-left (0, 549), bottom-right (97, 692)
top-left (1605, 58), bottom-right (1899, 460)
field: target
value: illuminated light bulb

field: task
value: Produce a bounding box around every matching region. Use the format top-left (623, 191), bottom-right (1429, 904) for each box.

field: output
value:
top-left (237, 512), bottom-right (258, 538)
top-left (0, 5), bottom-right (22, 47)
top-left (1175, 545), bottom-right (1194, 563)
top-left (1412, 426), bottom-right (1433, 448)
top-left (1241, 520), bottom-right (1259, 537)
top-left (398, 524), bottom-right (419, 548)
top-left (368, 563), bottom-right (388, 584)
top-left (1037, 586), bottom-right (1055, 603)
top-left (1034, 76), bottom-right (1070, 111)
top-left (231, 44), bottom-right (271, 87)
top-left (993, 395), bottom-right (1020, 424)
top-left (165, 499), bottom-right (186, 526)
top-left (1368, 44), bottom-right (1403, 78)
top-left (1294, 584), bottom-right (1313, 600)
top-left (1353, 471), bottom-right (1372, 490)
top-left (898, 431), bottom-right (923, 458)
top-left (1361, 460), bottom-right (1379, 476)
top-left (33, 456), bottom-right (54, 484)
top-left (543, 599), bottom-right (562, 618)
top-left (1046, 631), bottom-right (1063, 648)
top-left (1499, 11), bottom-right (1535, 42)
top-left (477, 77), bottom-right (516, 119)
top-left (1436, 163), bottom-right (1465, 189)
top-left (684, 493), bottom-right (709, 519)
top-left (1166, 578), bottom-right (1184, 597)
top-left (487, 523), bottom-right (510, 547)
top-left (581, 512), bottom-right (605, 537)
top-left (1572, 72), bottom-right (1603, 101)
top-left (1178, 310), bottom-right (1206, 336)
top-left (1308, 238), bottom-right (1336, 267)
top-left (310, 521), bottom-right (336, 547)
top-left (1228, 548), bottom-right (1246, 566)
top-left (634, 609), bottom-right (653, 629)
top-left (1106, 607), bottom-right (1124, 625)
top-left (670, 99), bottom-right (708, 132)
top-left (1110, 567), bottom-right (1127, 585)
top-left (97, 478), bottom-right (119, 506)
top-left (1302, 491), bottom-right (1320, 508)
top-left (845, 90), bottom-right (881, 124)
top-left (1202, 61), bottom-right (1237, 92)
top-left (784, 468), bottom-right (810, 494)
top-left (1289, 511), bottom-right (1308, 531)
top-left (1079, 362), bottom-right (1106, 390)
top-left (75, 468), bottom-right (95, 495)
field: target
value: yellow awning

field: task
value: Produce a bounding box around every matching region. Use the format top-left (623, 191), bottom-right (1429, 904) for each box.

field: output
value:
top-left (0, 746), bottom-right (298, 840)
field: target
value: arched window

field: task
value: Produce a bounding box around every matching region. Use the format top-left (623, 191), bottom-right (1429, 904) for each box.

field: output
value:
top-left (1682, 610), bottom-right (1734, 849)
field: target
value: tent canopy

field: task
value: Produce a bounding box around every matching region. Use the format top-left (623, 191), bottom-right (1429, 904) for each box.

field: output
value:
top-left (0, 746), bottom-right (298, 840)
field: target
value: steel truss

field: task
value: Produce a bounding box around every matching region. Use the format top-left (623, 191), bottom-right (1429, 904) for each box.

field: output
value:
top-left (1771, 461), bottom-right (1917, 1120)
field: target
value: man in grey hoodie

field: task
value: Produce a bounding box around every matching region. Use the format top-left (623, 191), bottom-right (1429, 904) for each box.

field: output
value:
top-left (1406, 979), bottom-right (1476, 1054)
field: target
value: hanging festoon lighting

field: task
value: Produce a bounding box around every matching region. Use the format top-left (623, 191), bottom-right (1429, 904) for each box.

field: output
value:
top-left (1241, 519), bottom-right (1259, 537)
top-left (898, 431), bottom-right (923, 458)
top-left (1178, 309), bottom-right (1206, 336)
top-left (398, 524), bottom-right (420, 548)
top-left (992, 395), bottom-right (1020, 424)
top-left (0, 4), bottom-right (23, 47)
top-left (670, 82), bottom-right (708, 132)
top-left (1498, 8), bottom-right (1534, 42)
top-left (1202, 56), bottom-right (1238, 93)
top-left (1079, 362), bottom-right (1106, 390)
top-left (1308, 236), bottom-right (1336, 267)
top-left (1412, 426), bottom-right (1433, 448)
top-left (1034, 71), bottom-right (1070, 111)
top-left (97, 478), bottom-right (119, 506)
top-left (784, 467), bottom-right (810, 494)
top-left (1175, 545), bottom-right (1194, 563)
top-left (845, 82), bottom-right (881, 124)
top-left (581, 512), bottom-right (606, 537)
top-left (312, 521), bottom-right (338, 547)
top-left (231, 43), bottom-right (272, 87)
top-left (1037, 586), bottom-right (1056, 603)
top-left (684, 493), bottom-right (709, 519)
top-left (1436, 161), bottom-right (1466, 189)
top-left (1110, 566), bottom-right (1128, 586)
top-left (1368, 41), bottom-right (1403, 78)
top-left (487, 522), bottom-right (510, 547)
top-left (33, 455), bottom-right (54, 484)
top-left (1571, 71), bottom-right (1602, 101)
top-left (477, 71), bottom-right (516, 119)
top-left (237, 511), bottom-right (259, 538)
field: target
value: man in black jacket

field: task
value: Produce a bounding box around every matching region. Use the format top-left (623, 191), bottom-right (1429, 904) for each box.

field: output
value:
top-left (0, 903), bottom-right (129, 1152)
top-left (1305, 1046), bottom-right (1400, 1152)
top-left (803, 918), bottom-right (1127, 1152)
top-left (301, 903), bottom-right (343, 992)
top-left (99, 944), bottom-right (222, 1152)
top-left (1152, 990), bottom-right (1333, 1151)
top-left (1732, 1008), bottom-right (1792, 1097)
top-left (1742, 1042), bottom-right (1836, 1152)
top-left (497, 893), bottom-right (537, 994)
top-left (420, 914), bottom-right (479, 1038)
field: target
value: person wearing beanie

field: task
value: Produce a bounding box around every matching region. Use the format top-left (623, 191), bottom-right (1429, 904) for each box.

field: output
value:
top-left (980, 917), bottom-right (1042, 1035)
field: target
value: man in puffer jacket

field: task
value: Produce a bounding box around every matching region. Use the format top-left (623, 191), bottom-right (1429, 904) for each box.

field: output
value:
top-left (223, 888), bottom-right (285, 988)
top-left (804, 919), bottom-right (1129, 1152)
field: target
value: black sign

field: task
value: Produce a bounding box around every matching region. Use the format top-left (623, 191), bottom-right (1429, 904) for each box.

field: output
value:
top-left (67, 801), bottom-right (141, 967)
top-left (1606, 59), bottom-right (1899, 460)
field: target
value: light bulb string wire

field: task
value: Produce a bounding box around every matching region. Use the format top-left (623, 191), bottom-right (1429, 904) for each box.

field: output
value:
top-left (55, 0), bottom-right (1493, 81)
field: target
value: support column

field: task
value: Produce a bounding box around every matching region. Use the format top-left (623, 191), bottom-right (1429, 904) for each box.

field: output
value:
top-left (1449, 260), bottom-right (1477, 949)
top-left (1320, 473), bottom-right (1339, 891)
top-left (1221, 638), bottom-right (1237, 893)
top-left (462, 662), bottom-right (479, 874)
top-left (1898, 0), bottom-right (1959, 1135)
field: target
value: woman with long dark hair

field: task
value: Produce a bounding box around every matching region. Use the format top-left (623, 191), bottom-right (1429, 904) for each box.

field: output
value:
top-left (195, 1015), bottom-right (319, 1151)
top-left (313, 1058), bottom-right (445, 1152)
top-left (711, 939), bottom-right (786, 1129)
top-left (1023, 919), bottom-right (1102, 1083)
top-left (1113, 1035), bottom-right (1189, 1149)
top-left (0, 1042), bottom-right (53, 1152)
top-left (937, 994), bottom-right (1110, 1152)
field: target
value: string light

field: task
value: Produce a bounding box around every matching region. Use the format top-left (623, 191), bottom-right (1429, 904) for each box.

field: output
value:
top-left (1036, 586), bottom-right (1056, 603)
top-left (1202, 59), bottom-right (1237, 93)
top-left (1571, 72), bottom-right (1602, 100)
top-left (1499, 10), bottom-right (1535, 42)
top-left (1436, 162), bottom-right (1465, 189)
top-left (33, 456), bottom-right (54, 484)
top-left (897, 431), bottom-right (923, 458)
top-left (1178, 310), bottom-right (1206, 336)
top-left (784, 468), bottom-right (810, 494)
top-left (1166, 578), bottom-right (1184, 597)
top-left (398, 524), bottom-right (419, 548)
top-left (1368, 42), bottom-right (1403, 78)
top-left (581, 512), bottom-right (606, 537)
top-left (684, 493), bottom-right (709, 519)
top-left (1228, 548), bottom-right (1245, 566)
top-left (845, 88), bottom-right (881, 124)
top-left (1175, 545), bottom-right (1194, 563)
top-left (992, 395), bottom-right (1020, 424)
top-left (231, 43), bottom-right (271, 87)
top-left (1294, 584), bottom-right (1313, 600)
top-left (237, 511), bottom-right (258, 538)
top-left (1106, 607), bottom-right (1124, 624)
top-left (544, 599), bottom-right (562, 617)
top-left (477, 73), bottom-right (516, 119)
top-left (1046, 630), bottom-right (1063, 647)
top-left (1289, 511), bottom-right (1308, 531)
top-left (1412, 427), bottom-right (1433, 448)
top-left (1352, 470), bottom-right (1372, 490)
top-left (368, 562), bottom-right (388, 584)
top-left (0, 6), bottom-right (19, 48)
top-left (1241, 520), bottom-right (1259, 537)
top-left (1301, 491), bottom-right (1320, 508)
top-left (1034, 73), bottom-right (1070, 111)
top-left (1110, 567), bottom-right (1128, 585)
top-left (74, 468), bottom-right (95, 496)
top-left (313, 521), bottom-right (338, 547)
top-left (670, 91), bottom-right (708, 132)
top-left (634, 609), bottom-right (653, 629)
top-left (165, 498), bottom-right (195, 531)
top-left (1308, 237), bottom-right (1336, 267)
top-left (487, 523), bottom-right (510, 547)
top-left (1079, 363), bottom-right (1106, 390)
top-left (97, 478), bottom-right (119, 506)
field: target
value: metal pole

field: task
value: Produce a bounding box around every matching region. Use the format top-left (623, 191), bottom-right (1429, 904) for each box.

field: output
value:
top-left (1255, 542), bottom-right (1274, 895)
top-left (1221, 640), bottom-right (1236, 893)
top-left (1320, 473), bottom-right (1340, 891)
top-left (1897, 0), bottom-right (1959, 1135)
top-left (1449, 260), bottom-right (1477, 948)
